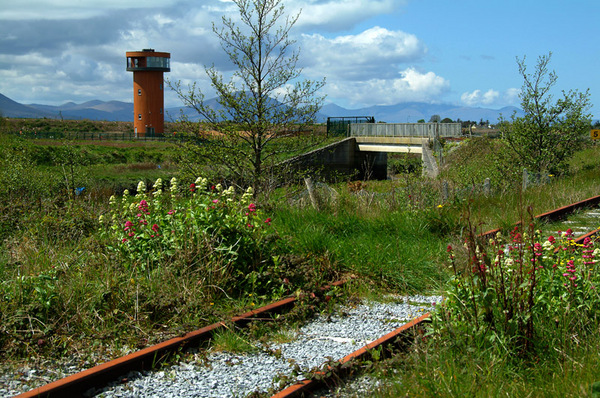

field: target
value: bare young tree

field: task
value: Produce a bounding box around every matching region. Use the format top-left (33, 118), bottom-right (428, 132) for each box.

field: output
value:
top-left (169, 0), bottom-right (326, 192)
top-left (501, 52), bottom-right (591, 175)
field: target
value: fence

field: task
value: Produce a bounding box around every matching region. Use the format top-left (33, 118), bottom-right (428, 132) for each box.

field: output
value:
top-left (11, 131), bottom-right (185, 142)
top-left (327, 116), bottom-right (375, 136)
top-left (350, 123), bottom-right (462, 138)
top-left (440, 169), bottom-right (553, 202)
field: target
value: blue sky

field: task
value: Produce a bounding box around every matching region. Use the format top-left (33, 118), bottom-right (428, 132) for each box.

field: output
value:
top-left (0, 0), bottom-right (598, 117)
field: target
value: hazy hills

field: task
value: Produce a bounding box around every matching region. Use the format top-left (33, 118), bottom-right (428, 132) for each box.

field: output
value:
top-left (0, 92), bottom-right (522, 124)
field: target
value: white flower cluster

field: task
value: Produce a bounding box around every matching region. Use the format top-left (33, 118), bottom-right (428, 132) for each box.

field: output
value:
top-left (241, 186), bottom-right (253, 203)
top-left (136, 181), bottom-right (146, 197)
top-left (170, 177), bottom-right (178, 196)
top-left (195, 177), bottom-right (208, 191)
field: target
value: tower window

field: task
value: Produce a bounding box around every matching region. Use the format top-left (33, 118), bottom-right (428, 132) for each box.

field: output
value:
top-left (160, 108), bottom-right (163, 114)
top-left (138, 89), bottom-right (142, 96)
top-left (138, 114), bottom-right (142, 120)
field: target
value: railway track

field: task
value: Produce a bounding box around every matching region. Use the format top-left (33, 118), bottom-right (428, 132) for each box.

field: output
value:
top-left (7, 195), bottom-right (600, 398)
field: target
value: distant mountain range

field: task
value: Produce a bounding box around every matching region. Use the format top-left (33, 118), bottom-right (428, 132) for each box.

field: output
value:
top-left (0, 92), bottom-right (523, 124)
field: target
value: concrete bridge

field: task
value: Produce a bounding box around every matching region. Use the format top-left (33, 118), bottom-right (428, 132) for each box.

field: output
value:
top-left (284, 122), bottom-right (461, 181)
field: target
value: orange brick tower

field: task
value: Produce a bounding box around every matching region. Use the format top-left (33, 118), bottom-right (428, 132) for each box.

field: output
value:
top-left (126, 49), bottom-right (170, 137)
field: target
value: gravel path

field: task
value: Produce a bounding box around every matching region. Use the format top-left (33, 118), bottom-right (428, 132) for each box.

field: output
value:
top-left (1, 295), bottom-right (440, 398)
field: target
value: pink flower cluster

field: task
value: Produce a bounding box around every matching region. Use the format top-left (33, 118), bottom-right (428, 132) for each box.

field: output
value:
top-left (563, 259), bottom-right (578, 287)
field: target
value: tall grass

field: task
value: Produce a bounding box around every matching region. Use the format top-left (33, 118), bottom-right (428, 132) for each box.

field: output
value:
top-left (272, 185), bottom-right (455, 293)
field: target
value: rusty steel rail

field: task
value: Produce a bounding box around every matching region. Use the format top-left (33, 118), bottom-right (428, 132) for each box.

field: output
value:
top-left (270, 312), bottom-right (431, 398)
top-left (480, 194), bottom-right (600, 240)
top-left (15, 281), bottom-right (346, 398)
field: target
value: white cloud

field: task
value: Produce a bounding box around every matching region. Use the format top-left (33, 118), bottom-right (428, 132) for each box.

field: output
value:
top-left (291, 0), bottom-right (404, 31)
top-left (300, 27), bottom-right (426, 81)
top-left (461, 89), bottom-right (500, 106)
top-left (327, 67), bottom-right (450, 107)
top-left (460, 88), bottom-right (522, 108)
top-left (0, 0), bottom-right (183, 20)
top-left (504, 88), bottom-right (520, 104)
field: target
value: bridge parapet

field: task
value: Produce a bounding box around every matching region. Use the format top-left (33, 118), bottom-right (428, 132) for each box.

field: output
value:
top-left (350, 122), bottom-right (461, 138)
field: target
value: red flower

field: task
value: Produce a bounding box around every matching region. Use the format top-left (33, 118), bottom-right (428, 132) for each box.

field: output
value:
top-left (264, 217), bottom-right (272, 225)
top-left (446, 245), bottom-right (453, 252)
top-left (152, 224), bottom-right (159, 232)
top-left (548, 235), bottom-right (555, 243)
top-left (124, 220), bottom-right (134, 231)
top-left (189, 183), bottom-right (196, 192)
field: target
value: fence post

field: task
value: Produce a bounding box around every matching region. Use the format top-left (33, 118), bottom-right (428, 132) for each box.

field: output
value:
top-left (483, 178), bottom-right (491, 196)
top-left (304, 177), bottom-right (320, 210)
top-left (442, 180), bottom-right (449, 202)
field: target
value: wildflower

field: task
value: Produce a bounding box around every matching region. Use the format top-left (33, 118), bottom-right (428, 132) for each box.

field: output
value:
top-left (153, 178), bottom-right (163, 190)
top-left (122, 238), bottom-right (127, 243)
top-left (264, 217), bottom-right (272, 225)
top-left (512, 232), bottom-right (522, 243)
top-left (212, 199), bottom-right (219, 204)
top-left (215, 183), bottom-right (222, 192)
top-left (548, 235), bottom-right (555, 244)
top-left (247, 223), bottom-right (254, 228)
top-left (533, 242), bottom-right (543, 256)
top-left (152, 224), bottom-right (159, 232)
top-left (99, 215), bottom-right (104, 223)
top-left (138, 200), bottom-right (149, 214)
top-left (248, 203), bottom-right (257, 212)
top-left (447, 245), bottom-right (453, 252)
top-left (437, 204), bottom-right (443, 209)
top-left (137, 180), bottom-right (146, 194)
top-left (170, 177), bottom-right (178, 195)
top-left (189, 183), bottom-right (196, 192)
top-left (123, 189), bottom-right (130, 197)
top-left (109, 195), bottom-right (116, 205)
top-left (124, 220), bottom-right (134, 231)
top-left (168, 210), bottom-right (175, 215)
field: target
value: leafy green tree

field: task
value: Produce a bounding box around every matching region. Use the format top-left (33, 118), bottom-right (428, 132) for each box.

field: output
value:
top-left (429, 114), bottom-right (441, 123)
top-left (501, 52), bottom-right (591, 175)
top-left (169, 0), bottom-right (326, 192)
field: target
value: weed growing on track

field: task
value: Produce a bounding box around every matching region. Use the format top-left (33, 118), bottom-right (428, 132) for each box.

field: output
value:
top-left (374, 220), bottom-right (600, 397)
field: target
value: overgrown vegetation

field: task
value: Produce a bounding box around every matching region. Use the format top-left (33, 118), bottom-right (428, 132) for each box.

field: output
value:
top-left (1, 102), bottom-right (600, 397)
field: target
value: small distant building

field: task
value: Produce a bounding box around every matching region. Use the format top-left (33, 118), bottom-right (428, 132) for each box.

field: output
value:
top-left (126, 49), bottom-right (170, 137)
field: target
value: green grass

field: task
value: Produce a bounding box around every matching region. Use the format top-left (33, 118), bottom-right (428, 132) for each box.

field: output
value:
top-left (273, 204), bottom-right (449, 293)
top-left (373, 330), bottom-right (600, 397)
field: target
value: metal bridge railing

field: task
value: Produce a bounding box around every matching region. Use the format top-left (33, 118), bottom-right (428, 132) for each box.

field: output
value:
top-left (349, 123), bottom-right (461, 138)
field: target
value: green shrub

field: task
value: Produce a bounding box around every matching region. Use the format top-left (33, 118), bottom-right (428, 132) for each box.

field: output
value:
top-left (100, 177), bottom-right (281, 297)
